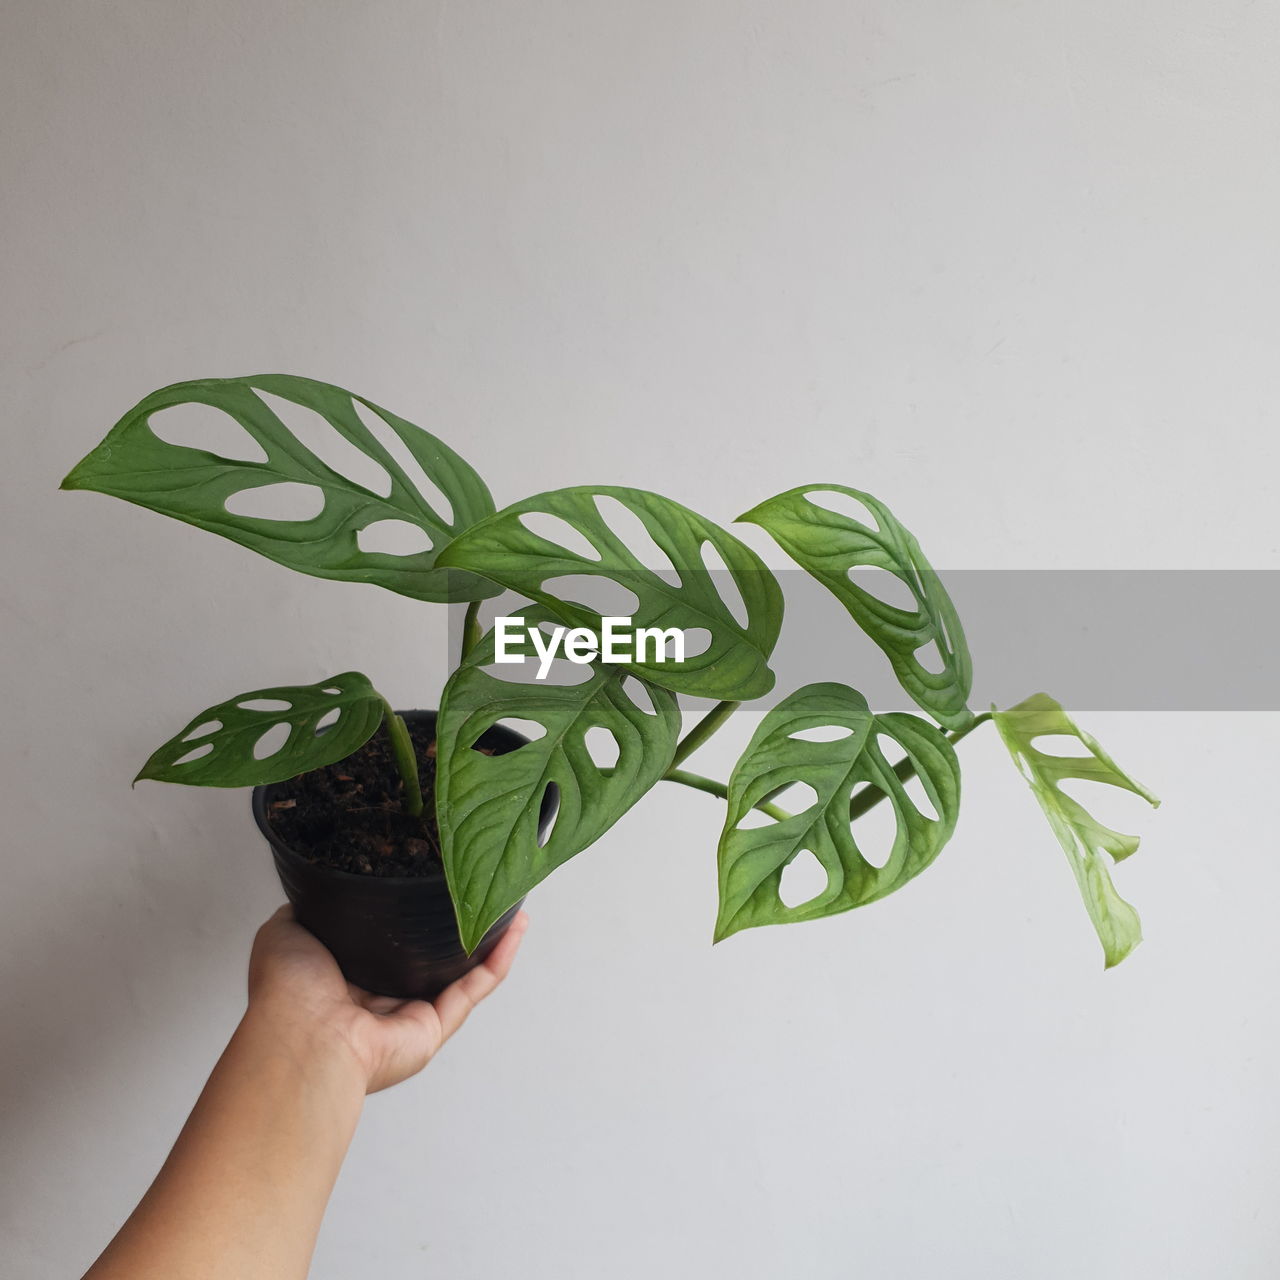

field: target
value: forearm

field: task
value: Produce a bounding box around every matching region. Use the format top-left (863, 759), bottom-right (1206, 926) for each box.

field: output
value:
top-left (82, 904), bottom-right (525, 1278)
top-left (85, 1007), bottom-right (365, 1280)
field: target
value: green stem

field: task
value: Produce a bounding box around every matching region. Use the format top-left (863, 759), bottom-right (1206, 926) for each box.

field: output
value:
top-left (663, 768), bottom-right (792, 823)
top-left (461, 599), bottom-right (484, 660)
top-left (670, 700), bottom-right (740, 768)
top-left (666, 713), bottom-right (993, 829)
top-left (380, 697), bottom-right (424, 818)
top-left (848, 711), bottom-right (992, 820)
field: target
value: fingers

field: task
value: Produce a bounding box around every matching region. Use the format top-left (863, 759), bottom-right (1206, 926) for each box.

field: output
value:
top-left (252, 904), bottom-right (527, 1087)
top-left (255, 903), bottom-right (330, 962)
top-left (379, 998), bottom-right (444, 1050)
top-left (356, 991), bottom-right (409, 1016)
top-left (254, 903), bottom-right (294, 945)
top-left (248, 904), bottom-right (294, 981)
top-left (432, 911), bottom-right (529, 1044)
top-left (483, 910), bottom-right (530, 982)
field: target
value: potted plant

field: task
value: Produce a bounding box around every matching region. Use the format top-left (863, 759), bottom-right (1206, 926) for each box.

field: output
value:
top-left (62, 374), bottom-right (1159, 996)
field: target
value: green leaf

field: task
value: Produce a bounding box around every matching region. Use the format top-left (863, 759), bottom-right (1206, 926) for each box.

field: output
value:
top-left (62, 374), bottom-right (500, 602)
top-left (136, 671), bottom-right (386, 788)
top-left (715, 682), bottom-right (961, 941)
top-left (436, 486), bottom-right (784, 700)
top-left (739, 485), bottom-right (973, 729)
top-left (992, 692), bottom-right (1159, 969)
top-left (436, 612), bottom-right (681, 951)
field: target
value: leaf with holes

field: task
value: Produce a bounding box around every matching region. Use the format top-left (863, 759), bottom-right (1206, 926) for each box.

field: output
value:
top-left (739, 485), bottom-right (973, 729)
top-left (62, 374), bottom-right (500, 602)
top-left (136, 672), bottom-right (386, 788)
top-left (435, 486), bottom-right (784, 699)
top-left (715, 682), bottom-right (960, 941)
top-left (436, 612), bottom-right (681, 951)
top-left (992, 692), bottom-right (1159, 968)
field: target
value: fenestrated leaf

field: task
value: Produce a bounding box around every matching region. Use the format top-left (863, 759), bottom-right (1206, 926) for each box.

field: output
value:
top-left (62, 374), bottom-right (499, 602)
top-left (136, 671), bottom-right (386, 788)
top-left (435, 486), bottom-right (784, 700)
top-left (715, 682), bottom-right (960, 941)
top-left (739, 485), bottom-right (973, 729)
top-left (992, 692), bottom-right (1159, 969)
top-left (436, 611), bottom-right (681, 951)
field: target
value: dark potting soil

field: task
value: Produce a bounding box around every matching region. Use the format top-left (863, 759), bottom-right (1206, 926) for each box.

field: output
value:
top-left (265, 719), bottom-right (443, 877)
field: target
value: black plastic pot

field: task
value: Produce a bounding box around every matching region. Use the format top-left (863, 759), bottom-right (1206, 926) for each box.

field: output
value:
top-left (252, 710), bottom-right (554, 1002)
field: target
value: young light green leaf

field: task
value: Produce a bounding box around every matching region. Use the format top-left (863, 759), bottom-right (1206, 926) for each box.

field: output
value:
top-left (436, 486), bottom-right (784, 700)
top-left (436, 612), bottom-right (681, 952)
top-left (715, 682), bottom-right (960, 941)
top-left (739, 485), bottom-right (973, 729)
top-left (992, 692), bottom-right (1159, 969)
top-left (62, 375), bottom-right (500, 602)
top-left (136, 671), bottom-right (386, 788)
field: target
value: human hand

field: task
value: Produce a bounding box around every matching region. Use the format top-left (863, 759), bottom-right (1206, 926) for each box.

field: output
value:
top-left (246, 905), bottom-right (529, 1094)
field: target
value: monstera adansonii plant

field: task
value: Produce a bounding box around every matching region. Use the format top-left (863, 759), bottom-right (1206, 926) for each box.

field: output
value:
top-left (63, 375), bottom-right (1159, 968)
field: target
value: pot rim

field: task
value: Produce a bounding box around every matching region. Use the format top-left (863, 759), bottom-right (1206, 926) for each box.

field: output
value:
top-left (252, 784), bottom-right (451, 887)
top-left (252, 708), bottom-right (551, 888)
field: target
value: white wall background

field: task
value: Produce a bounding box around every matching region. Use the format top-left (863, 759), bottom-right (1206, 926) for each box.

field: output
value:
top-left (3, 3), bottom-right (1278, 1276)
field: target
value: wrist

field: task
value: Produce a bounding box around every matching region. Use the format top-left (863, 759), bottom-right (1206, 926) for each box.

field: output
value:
top-left (237, 1000), bottom-right (370, 1102)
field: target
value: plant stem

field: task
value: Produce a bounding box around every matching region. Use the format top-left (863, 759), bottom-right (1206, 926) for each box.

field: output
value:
top-left (379, 697), bottom-right (424, 818)
top-left (670, 700), bottom-right (740, 768)
top-left (848, 711), bottom-right (993, 820)
top-left (461, 599), bottom-right (484, 660)
top-left (666, 712), bottom-right (993, 829)
top-left (663, 768), bottom-right (792, 822)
